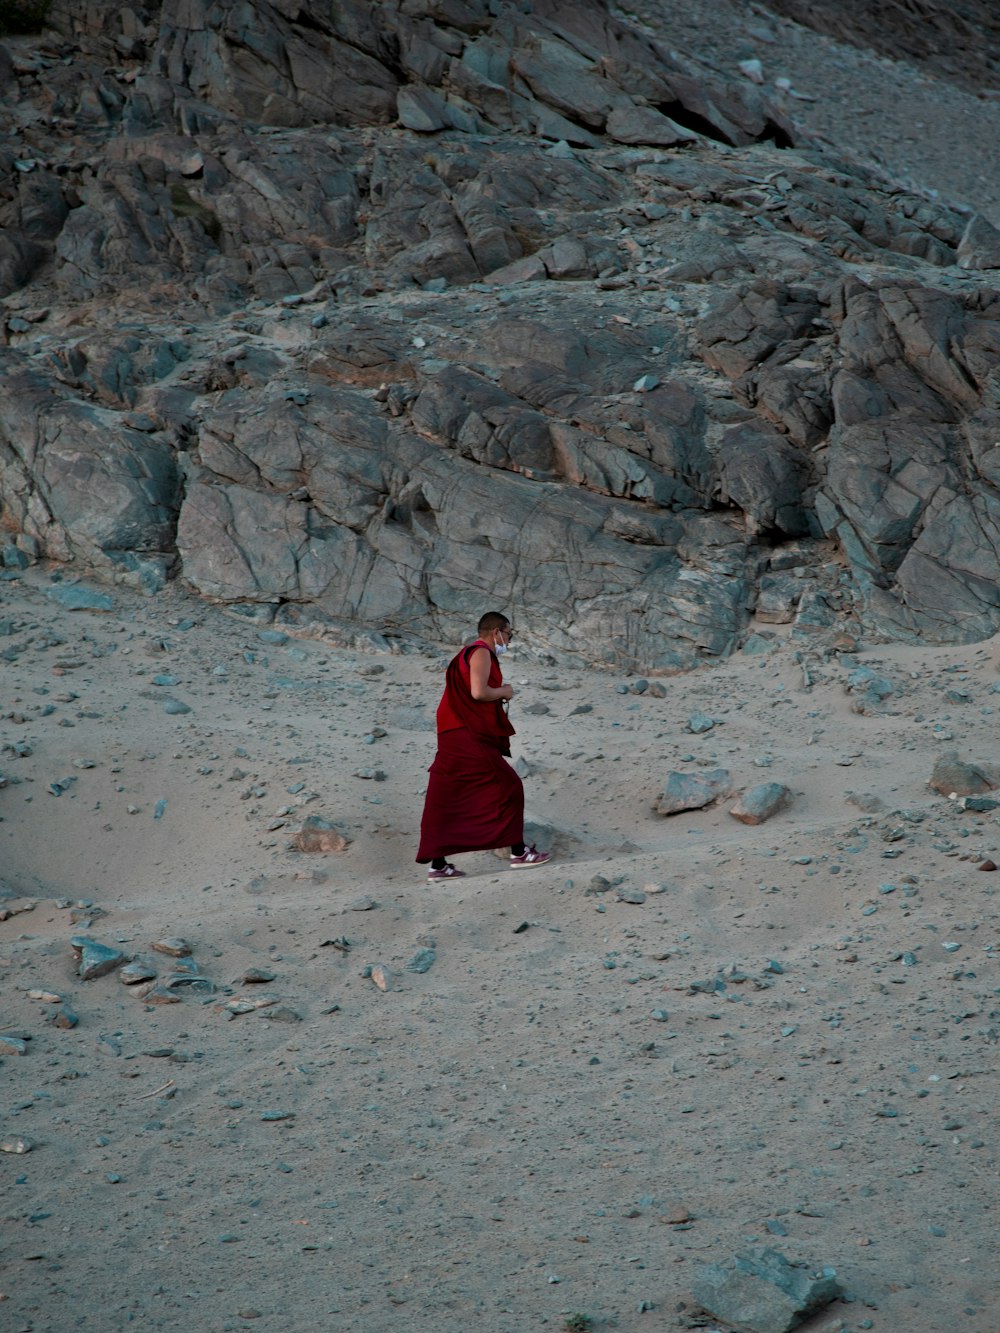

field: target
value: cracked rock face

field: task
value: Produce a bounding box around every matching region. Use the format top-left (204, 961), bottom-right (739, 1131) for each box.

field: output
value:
top-left (2, 0), bottom-right (1000, 669)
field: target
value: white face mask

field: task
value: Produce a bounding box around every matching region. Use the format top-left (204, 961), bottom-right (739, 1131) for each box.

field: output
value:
top-left (494, 639), bottom-right (507, 656)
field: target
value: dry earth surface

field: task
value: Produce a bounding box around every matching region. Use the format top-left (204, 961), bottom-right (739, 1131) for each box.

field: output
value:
top-left (1, 568), bottom-right (998, 1333)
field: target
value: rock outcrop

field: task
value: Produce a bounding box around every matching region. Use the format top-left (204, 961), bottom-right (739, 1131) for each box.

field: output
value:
top-left (1, 0), bottom-right (999, 669)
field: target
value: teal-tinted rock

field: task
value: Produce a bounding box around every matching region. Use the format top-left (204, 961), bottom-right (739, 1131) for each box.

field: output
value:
top-left (730, 783), bottom-right (792, 825)
top-left (406, 948), bottom-right (436, 974)
top-left (3, 545), bottom-right (30, 569)
top-left (693, 1247), bottom-right (843, 1333)
top-left (71, 937), bottom-right (127, 980)
top-left (961, 795), bottom-right (1000, 812)
top-left (48, 585), bottom-right (114, 612)
top-left (656, 769), bottom-right (732, 815)
top-left (270, 675), bottom-right (313, 691)
top-left (847, 666), bottom-right (894, 699)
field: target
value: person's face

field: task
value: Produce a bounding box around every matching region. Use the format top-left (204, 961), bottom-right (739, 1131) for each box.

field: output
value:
top-left (493, 624), bottom-right (514, 651)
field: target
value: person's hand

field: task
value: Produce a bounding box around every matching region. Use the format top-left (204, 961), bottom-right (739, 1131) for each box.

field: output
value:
top-left (501, 683), bottom-right (514, 701)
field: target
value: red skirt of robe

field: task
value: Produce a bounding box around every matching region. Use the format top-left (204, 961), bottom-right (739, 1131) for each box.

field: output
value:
top-left (416, 727), bottom-right (524, 862)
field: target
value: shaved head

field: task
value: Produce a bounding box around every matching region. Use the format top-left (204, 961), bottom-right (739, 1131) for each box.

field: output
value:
top-left (478, 611), bottom-right (510, 635)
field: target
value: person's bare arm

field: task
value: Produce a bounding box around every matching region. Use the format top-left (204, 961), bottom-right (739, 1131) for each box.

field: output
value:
top-left (468, 646), bottom-right (514, 702)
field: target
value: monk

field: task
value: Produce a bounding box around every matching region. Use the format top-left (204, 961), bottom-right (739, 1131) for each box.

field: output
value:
top-left (416, 611), bottom-right (551, 880)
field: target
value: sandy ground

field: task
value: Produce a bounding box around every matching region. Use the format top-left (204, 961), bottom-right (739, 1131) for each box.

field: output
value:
top-left (1, 568), bottom-right (998, 1333)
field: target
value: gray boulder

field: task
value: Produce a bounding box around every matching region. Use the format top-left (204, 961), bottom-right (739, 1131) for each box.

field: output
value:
top-left (71, 937), bottom-right (128, 981)
top-left (655, 769), bottom-right (732, 815)
top-left (928, 751), bottom-right (998, 797)
top-left (755, 573), bottom-right (804, 623)
top-left (957, 214), bottom-right (1000, 269)
top-left (715, 423), bottom-right (812, 536)
top-left (694, 1247), bottom-right (843, 1333)
top-left (730, 782), bottom-right (792, 825)
top-left (605, 105), bottom-right (698, 147)
top-left (0, 368), bottom-right (180, 577)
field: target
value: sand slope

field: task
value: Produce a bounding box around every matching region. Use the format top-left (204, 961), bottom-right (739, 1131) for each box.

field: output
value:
top-left (2, 570), bottom-right (997, 1332)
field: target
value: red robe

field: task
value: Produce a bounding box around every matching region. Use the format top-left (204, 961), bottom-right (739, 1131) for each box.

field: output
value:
top-left (416, 642), bottom-right (524, 863)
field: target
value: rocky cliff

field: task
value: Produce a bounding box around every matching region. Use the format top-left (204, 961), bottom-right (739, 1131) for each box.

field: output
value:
top-left (2, 0), bottom-right (1000, 669)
